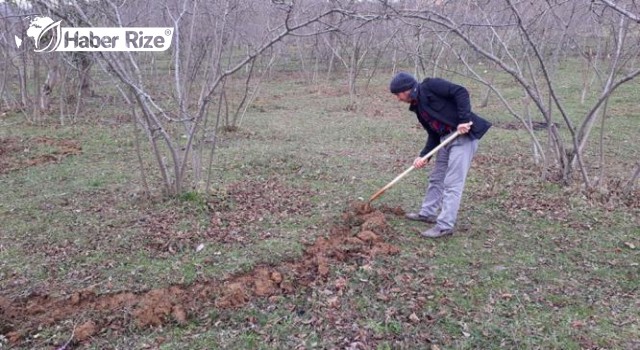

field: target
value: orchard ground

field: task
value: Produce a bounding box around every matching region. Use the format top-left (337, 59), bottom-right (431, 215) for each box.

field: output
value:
top-left (0, 70), bottom-right (638, 349)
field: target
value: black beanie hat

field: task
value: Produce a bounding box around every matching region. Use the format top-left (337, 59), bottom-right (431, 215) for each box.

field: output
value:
top-left (389, 72), bottom-right (417, 94)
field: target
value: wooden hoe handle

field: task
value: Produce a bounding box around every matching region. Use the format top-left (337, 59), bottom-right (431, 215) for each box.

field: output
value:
top-left (368, 131), bottom-right (462, 203)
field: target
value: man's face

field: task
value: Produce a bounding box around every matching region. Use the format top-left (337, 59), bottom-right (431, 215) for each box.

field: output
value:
top-left (394, 90), bottom-right (412, 104)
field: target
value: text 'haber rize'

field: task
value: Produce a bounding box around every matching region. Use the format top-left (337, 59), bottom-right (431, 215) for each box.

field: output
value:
top-left (63, 31), bottom-right (166, 49)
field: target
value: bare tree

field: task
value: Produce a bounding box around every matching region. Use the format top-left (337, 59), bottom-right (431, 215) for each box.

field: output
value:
top-left (316, 1), bottom-right (389, 109)
top-left (0, 3), bottom-right (21, 111)
top-left (30, 0), bottom-right (348, 195)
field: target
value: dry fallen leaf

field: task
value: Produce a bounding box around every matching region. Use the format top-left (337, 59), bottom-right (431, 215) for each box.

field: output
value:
top-left (571, 320), bottom-right (585, 329)
top-left (335, 277), bottom-right (348, 290)
top-left (409, 312), bottom-right (420, 323)
top-left (327, 296), bottom-right (339, 308)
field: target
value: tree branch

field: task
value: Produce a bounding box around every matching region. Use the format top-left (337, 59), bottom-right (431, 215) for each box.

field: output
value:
top-left (598, 0), bottom-right (640, 23)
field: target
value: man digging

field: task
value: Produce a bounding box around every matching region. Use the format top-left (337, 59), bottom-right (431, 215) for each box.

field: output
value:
top-left (389, 72), bottom-right (491, 238)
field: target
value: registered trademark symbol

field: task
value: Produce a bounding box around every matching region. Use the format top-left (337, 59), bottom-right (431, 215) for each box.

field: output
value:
top-left (165, 29), bottom-right (172, 36)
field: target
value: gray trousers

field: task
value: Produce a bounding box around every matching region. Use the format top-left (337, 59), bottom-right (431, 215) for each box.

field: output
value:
top-left (419, 134), bottom-right (479, 230)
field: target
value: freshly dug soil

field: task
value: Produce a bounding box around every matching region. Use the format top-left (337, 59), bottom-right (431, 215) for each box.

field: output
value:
top-left (0, 201), bottom-right (402, 346)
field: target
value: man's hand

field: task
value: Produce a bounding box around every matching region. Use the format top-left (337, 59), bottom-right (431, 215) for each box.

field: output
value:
top-left (413, 157), bottom-right (428, 169)
top-left (457, 121), bottom-right (473, 134)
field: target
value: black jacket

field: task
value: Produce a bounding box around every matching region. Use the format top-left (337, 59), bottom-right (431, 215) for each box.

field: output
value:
top-left (408, 77), bottom-right (491, 157)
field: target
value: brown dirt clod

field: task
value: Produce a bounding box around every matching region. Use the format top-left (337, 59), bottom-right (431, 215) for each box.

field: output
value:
top-left (215, 283), bottom-right (250, 309)
top-left (351, 200), bottom-right (375, 215)
top-left (356, 230), bottom-right (381, 243)
top-left (360, 211), bottom-right (389, 234)
top-left (74, 320), bottom-right (97, 342)
top-left (171, 305), bottom-right (188, 325)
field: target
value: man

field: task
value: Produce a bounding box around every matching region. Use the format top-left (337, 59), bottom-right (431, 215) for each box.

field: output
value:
top-left (389, 72), bottom-right (491, 238)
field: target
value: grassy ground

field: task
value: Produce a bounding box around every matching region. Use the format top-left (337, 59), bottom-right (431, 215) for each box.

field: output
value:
top-left (0, 69), bottom-right (638, 349)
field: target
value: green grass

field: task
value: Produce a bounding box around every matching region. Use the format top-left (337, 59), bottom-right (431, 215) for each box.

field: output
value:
top-left (1, 66), bottom-right (639, 349)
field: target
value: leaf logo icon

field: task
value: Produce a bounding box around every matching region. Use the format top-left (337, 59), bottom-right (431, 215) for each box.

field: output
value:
top-left (34, 19), bottom-right (62, 52)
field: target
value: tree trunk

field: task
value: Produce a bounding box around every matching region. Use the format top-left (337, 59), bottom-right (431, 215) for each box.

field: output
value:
top-left (624, 163), bottom-right (640, 193)
top-left (41, 58), bottom-right (59, 112)
top-left (19, 50), bottom-right (29, 112)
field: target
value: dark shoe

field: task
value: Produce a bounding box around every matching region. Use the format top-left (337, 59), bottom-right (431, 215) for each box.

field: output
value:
top-left (405, 212), bottom-right (437, 224)
top-left (421, 226), bottom-right (454, 238)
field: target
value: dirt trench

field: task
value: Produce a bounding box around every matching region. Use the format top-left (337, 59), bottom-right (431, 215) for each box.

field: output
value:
top-left (0, 137), bottom-right (82, 174)
top-left (0, 201), bottom-right (403, 346)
